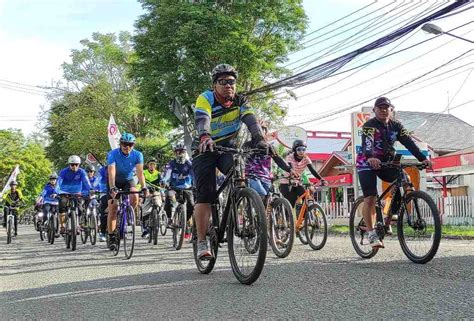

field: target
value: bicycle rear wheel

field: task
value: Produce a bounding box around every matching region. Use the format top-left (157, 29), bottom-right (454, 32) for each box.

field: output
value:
top-left (305, 203), bottom-right (328, 250)
top-left (228, 188), bottom-right (267, 285)
top-left (173, 204), bottom-right (186, 250)
top-left (6, 217), bottom-right (12, 244)
top-left (269, 197), bottom-right (294, 258)
top-left (48, 215), bottom-right (57, 244)
top-left (123, 206), bottom-right (135, 259)
top-left (397, 191), bottom-right (441, 264)
top-left (152, 208), bottom-right (159, 245)
top-left (349, 197), bottom-right (378, 259)
top-left (192, 220), bottom-right (218, 274)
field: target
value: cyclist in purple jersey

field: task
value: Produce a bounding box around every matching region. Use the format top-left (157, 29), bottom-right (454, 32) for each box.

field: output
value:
top-left (356, 97), bottom-right (431, 248)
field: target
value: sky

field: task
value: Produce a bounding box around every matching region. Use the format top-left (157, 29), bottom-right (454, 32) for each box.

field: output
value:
top-left (0, 0), bottom-right (473, 137)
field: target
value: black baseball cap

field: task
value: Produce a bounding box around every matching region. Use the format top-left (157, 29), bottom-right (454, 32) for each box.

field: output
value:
top-left (374, 97), bottom-right (393, 108)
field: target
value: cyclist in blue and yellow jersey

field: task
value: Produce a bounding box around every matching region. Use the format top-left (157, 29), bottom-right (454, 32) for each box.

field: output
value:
top-left (192, 64), bottom-right (267, 259)
top-left (162, 143), bottom-right (194, 226)
top-left (96, 165), bottom-right (108, 242)
top-left (356, 97), bottom-right (431, 248)
top-left (2, 181), bottom-right (24, 236)
top-left (107, 132), bottom-right (148, 249)
top-left (57, 155), bottom-right (93, 233)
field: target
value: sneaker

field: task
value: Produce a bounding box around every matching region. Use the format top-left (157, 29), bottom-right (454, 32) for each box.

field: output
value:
top-left (368, 230), bottom-right (384, 249)
top-left (99, 233), bottom-right (107, 242)
top-left (108, 234), bottom-right (117, 251)
top-left (197, 240), bottom-right (213, 260)
top-left (141, 230), bottom-right (149, 238)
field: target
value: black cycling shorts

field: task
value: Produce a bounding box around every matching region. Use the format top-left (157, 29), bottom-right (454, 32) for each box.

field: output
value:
top-left (192, 151), bottom-right (233, 204)
top-left (107, 178), bottom-right (136, 200)
top-left (358, 168), bottom-right (399, 197)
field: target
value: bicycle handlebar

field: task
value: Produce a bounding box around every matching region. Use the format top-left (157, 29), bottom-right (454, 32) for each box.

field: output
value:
top-left (380, 162), bottom-right (429, 170)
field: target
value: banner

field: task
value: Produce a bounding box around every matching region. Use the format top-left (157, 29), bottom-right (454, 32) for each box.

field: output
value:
top-left (85, 153), bottom-right (100, 169)
top-left (108, 114), bottom-right (121, 150)
top-left (276, 126), bottom-right (308, 149)
top-left (1, 165), bottom-right (20, 198)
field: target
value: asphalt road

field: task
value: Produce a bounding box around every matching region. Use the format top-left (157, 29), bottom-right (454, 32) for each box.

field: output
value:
top-left (1, 225), bottom-right (472, 320)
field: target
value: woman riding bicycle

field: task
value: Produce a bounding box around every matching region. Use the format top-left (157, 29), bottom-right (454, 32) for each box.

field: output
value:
top-left (279, 139), bottom-right (326, 209)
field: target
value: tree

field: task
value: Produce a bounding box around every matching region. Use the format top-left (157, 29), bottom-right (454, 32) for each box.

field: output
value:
top-left (0, 130), bottom-right (53, 204)
top-left (45, 32), bottom-right (171, 167)
top-left (133, 0), bottom-right (307, 124)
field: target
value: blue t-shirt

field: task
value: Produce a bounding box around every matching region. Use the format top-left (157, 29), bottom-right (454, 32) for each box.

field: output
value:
top-left (58, 167), bottom-right (92, 194)
top-left (41, 183), bottom-right (59, 205)
top-left (107, 148), bottom-right (144, 181)
top-left (162, 159), bottom-right (193, 190)
top-left (96, 166), bottom-right (108, 193)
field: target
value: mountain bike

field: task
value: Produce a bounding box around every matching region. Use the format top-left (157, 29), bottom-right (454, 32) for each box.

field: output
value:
top-left (5, 203), bottom-right (20, 244)
top-left (349, 162), bottom-right (441, 264)
top-left (111, 190), bottom-right (143, 259)
top-left (46, 204), bottom-right (59, 244)
top-left (61, 194), bottom-right (81, 251)
top-left (260, 175), bottom-right (294, 258)
top-left (192, 146), bottom-right (267, 285)
top-left (80, 194), bottom-right (99, 245)
top-left (291, 179), bottom-right (328, 250)
top-left (171, 188), bottom-right (192, 250)
top-left (141, 185), bottom-right (163, 245)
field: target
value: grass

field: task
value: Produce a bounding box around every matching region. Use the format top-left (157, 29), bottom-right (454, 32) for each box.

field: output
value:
top-left (329, 224), bottom-right (474, 238)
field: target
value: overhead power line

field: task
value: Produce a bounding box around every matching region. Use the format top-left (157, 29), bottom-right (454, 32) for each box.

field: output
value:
top-left (289, 49), bottom-right (473, 127)
top-left (246, 1), bottom-right (469, 96)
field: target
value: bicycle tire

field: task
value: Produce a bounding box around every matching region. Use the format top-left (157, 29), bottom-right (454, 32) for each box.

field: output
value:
top-left (192, 220), bottom-right (218, 274)
top-left (90, 213), bottom-right (97, 246)
top-left (65, 216), bottom-right (71, 249)
top-left (80, 218), bottom-right (87, 245)
top-left (123, 205), bottom-right (135, 259)
top-left (147, 210), bottom-right (153, 244)
top-left (269, 197), bottom-right (294, 258)
top-left (152, 208), bottom-right (159, 245)
top-left (305, 203), bottom-right (328, 251)
top-left (173, 205), bottom-right (186, 250)
top-left (397, 191), bottom-right (441, 264)
top-left (70, 211), bottom-right (77, 251)
top-left (160, 211), bottom-right (167, 236)
top-left (48, 215), bottom-right (56, 244)
top-left (349, 197), bottom-right (378, 259)
top-left (228, 188), bottom-right (267, 285)
top-left (6, 217), bottom-right (12, 244)
top-left (39, 223), bottom-right (45, 241)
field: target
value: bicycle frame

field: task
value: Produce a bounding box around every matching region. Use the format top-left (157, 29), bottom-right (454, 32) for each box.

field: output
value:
top-left (294, 188), bottom-right (313, 230)
top-left (117, 193), bottom-right (131, 238)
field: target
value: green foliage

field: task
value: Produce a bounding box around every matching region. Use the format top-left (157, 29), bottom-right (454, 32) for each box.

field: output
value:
top-left (0, 130), bottom-right (53, 204)
top-left (46, 32), bottom-right (172, 167)
top-left (133, 0), bottom-right (307, 124)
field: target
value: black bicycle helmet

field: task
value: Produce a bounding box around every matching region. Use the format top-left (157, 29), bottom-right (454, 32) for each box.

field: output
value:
top-left (292, 139), bottom-right (307, 152)
top-left (374, 96), bottom-right (393, 108)
top-left (211, 64), bottom-right (238, 83)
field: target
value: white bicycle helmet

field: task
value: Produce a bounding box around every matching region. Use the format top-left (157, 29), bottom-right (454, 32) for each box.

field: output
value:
top-left (68, 155), bottom-right (81, 164)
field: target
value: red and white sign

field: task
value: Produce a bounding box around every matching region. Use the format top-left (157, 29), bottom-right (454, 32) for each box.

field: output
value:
top-left (108, 114), bottom-right (121, 150)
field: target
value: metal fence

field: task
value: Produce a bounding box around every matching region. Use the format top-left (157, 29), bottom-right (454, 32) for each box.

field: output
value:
top-left (320, 195), bottom-right (474, 226)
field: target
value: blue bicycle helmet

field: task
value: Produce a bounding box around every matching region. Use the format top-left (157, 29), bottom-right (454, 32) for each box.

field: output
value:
top-left (120, 132), bottom-right (136, 143)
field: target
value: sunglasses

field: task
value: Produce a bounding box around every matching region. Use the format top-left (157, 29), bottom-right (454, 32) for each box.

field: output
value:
top-left (121, 142), bottom-right (135, 148)
top-left (69, 163), bottom-right (79, 167)
top-left (296, 147), bottom-right (307, 152)
top-left (217, 79), bottom-right (236, 86)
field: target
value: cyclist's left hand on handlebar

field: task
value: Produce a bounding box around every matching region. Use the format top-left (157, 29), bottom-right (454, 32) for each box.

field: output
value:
top-left (422, 159), bottom-right (432, 169)
top-left (290, 170), bottom-right (300, 178)
top-left (199, 135), bottom-right (214, 153)
top-left (141, 187), bottom-right (149, 197)
top-left (319, 179), bottom-right (328, 187)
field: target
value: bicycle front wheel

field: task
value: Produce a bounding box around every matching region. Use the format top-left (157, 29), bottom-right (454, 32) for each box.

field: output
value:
top-left (89, 212), bottom-right (97, 246)
top-left (269, 197), bottom-right (294, 258)
top-left (6, 217), bottom-right (12, 244)
top-left (305, 203), bottom-right (328, 250)
top-left (228, 188), bottom-right (267, 285)
top-left (70, 212), bottom-right (77, 251)
top-left (173, 205), bottom-right (186, 250)
top-left (160, 211), bottom-right (167, 236)
top-left (123, 206), bottom-right (135, 259)
top-left (397, 191), bottom-right (441, 264)
top-left (152, 208), bottom-right (159, 245)
top-left (349, 197), bottom-right (378, 259)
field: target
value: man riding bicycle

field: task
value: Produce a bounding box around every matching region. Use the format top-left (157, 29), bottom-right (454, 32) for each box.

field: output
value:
top-left (141, 158), bottom-right (161, 238)
top-left (107, 132), bottom-right (148, 250)
top-left (192, 63), bottom-right (267, 259)
top-left (356, 97), bottom-right (431, 248)
top-left (162, 143), bottom-right (194, 229)
top-left (38, 173), bottom-right (60, 231)
top-left (57, 155), bottom-right (93, 234)
top-left (2, 181), bottom-right (24, 236)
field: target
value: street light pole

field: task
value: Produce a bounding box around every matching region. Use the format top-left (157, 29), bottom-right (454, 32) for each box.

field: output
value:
top-left (421, 23), bottom-right (474, 44)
